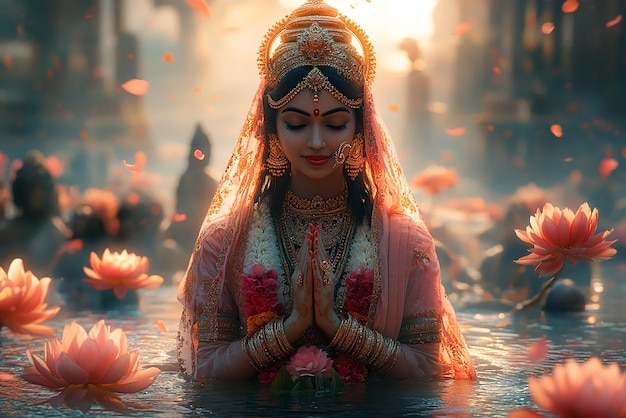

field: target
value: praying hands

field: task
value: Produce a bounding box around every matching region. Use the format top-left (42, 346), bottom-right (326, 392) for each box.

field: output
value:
top-left (283, 224), bottom-right (341, 345)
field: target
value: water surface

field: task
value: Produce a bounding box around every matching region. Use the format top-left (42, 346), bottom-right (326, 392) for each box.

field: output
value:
top-left (1, 262), bottom-right (624, 417)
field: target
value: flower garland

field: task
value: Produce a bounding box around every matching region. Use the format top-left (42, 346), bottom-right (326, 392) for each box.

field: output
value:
top-left (240, 264), bottom-right (284, 336)
top-left (241, 201), bottom-right (376, 387)
top-left (241, 203), bottom-right (284, 336)
top-left (338, 223), bottom-right (375, 382)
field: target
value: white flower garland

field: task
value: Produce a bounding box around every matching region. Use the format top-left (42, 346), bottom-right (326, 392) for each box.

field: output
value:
top-left (243, 201), bottom-right (375, 277)
top-left (243, 202), bottom-right (283, 276)
top-left (346, 223), bottom-right (375, 273)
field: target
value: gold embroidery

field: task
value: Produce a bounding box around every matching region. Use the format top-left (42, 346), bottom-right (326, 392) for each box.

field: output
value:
top-left (196, 303), bottom-right (243, 342)
top-left (368, 201), bottom-right (382, 328)
top-left (439, 309), bottom-right (476, 379)
top-left (399, 309), bottom-right (442, 345)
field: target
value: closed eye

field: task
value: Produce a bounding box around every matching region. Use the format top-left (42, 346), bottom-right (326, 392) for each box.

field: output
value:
top-left (285, 122), bottom-right (306, 131)
top-left (327, 123), bottom-right (348, 131)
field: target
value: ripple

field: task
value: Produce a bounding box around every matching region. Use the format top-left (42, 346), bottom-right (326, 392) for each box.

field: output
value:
top-left (1, 280), bottom-right (625, 416)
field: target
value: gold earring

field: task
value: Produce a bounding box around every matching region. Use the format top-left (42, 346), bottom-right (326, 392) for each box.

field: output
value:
top-left (345, 133), bottom-right (365, 180)
top-left (266, 134), bottom-right (289, 177)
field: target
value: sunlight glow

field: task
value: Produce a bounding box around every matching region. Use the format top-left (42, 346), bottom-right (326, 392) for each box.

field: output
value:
top-left (278, 0), bottom-right (438, 72)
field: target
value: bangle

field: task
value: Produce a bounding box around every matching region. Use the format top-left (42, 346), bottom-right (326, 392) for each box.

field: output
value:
top-left (328, 315), bottom-right (351, 349)
top-left (241, 336), bottom-right (261, 370)
top-left (273, 319), bottom-right (296, 357)
top-left (329, 313), bottom-right (401, 374)
top-left (241, 319), bottom-right (297, 371)
top-left (377, 339), bottom-right (401, 375)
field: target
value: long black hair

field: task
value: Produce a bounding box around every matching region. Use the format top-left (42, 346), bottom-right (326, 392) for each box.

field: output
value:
top-left (255, 66), bottom-right (373, 224)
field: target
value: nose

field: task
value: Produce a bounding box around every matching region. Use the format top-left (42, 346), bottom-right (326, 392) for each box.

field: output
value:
top-left (308, 125), bottom-right (326, 149)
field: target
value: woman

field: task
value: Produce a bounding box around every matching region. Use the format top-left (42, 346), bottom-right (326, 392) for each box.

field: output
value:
top-left (177, 0), bottom-right (476, 383)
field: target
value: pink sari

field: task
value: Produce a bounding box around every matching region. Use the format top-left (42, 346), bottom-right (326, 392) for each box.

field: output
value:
top-left (176, 83), bottom-right (476, 382)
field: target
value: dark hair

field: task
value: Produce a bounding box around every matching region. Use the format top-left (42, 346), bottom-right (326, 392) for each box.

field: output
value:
top-left (256, 66), bottom-right (373, 224)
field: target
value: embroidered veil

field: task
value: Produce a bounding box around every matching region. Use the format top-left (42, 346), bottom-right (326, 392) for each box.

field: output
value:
top-left (177, 0), bottom-right (476, 381)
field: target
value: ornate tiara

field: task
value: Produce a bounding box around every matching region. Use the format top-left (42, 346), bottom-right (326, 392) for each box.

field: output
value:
top-left (257, 0), bottom-right (376, 90)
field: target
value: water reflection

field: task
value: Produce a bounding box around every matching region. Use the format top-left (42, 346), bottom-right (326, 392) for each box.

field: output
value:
top-left (0, 261), bottom-right (624, 416)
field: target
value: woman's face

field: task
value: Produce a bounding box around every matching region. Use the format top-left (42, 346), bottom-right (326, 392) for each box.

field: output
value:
top-left (276, 88), bottom-right (357, 196)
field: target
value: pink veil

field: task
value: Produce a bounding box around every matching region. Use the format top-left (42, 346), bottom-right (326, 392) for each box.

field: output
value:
top-left (176, 78), bottom-right (476, 380)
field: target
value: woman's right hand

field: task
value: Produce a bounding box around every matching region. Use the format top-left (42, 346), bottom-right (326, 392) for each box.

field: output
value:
top-left (283, 224), bottom-right (315, 344)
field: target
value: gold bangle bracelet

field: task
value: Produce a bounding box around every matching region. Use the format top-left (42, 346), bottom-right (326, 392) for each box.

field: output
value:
top-left (250, 331), bottom-right (271, 369)
top-left (377, 339), bottom-right (401, 375)
top-left (274, 319), bottom-right (296, 357)
top-left (329, 316), bottom-right (351, 349)
top-left (241, 337), bottom-right (261, 371)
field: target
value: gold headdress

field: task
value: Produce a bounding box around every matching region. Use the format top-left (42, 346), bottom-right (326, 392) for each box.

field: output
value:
top-left (258, 0), bottom-right (376, 108)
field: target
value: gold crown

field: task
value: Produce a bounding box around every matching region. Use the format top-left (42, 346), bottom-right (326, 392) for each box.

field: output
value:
top-left (258, 0), bottom-right (376, 89)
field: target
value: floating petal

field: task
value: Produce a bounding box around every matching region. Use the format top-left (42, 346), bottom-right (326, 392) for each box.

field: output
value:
top-left (121, 79), bottom-right (149, 96)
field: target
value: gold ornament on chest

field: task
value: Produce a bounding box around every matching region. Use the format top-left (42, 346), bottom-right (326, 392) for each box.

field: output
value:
top-left (276, 189), bottom-right (355, 282)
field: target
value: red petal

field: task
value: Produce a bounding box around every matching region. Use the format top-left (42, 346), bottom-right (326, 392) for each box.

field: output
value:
top-left (606, 14), bottom-right (622, 27)
top-left (598, 157), bottom-right (618, 178)
top-left (550, 124), bottom-right (563, 137)
top-left (121, 79), bottom-right (149, 96)
top-left (193, 149), bottom-right (205, 160)
top-left (186, 0), bottom-right (210, 16)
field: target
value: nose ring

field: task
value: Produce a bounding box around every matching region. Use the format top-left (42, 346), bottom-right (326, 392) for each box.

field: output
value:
top-left (332, 141), bottom-right (351, 168)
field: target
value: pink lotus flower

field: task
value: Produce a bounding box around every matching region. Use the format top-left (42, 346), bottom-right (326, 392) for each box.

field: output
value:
top-left (411, 165), bottom-right (458, 195)
top-left (22, 319), bottom-right (161, 413)
top-left (83, 249), bottom-right (163, 299)
top-left (286, 345), bottom-right (333, 378)
top-left (0, 258), bottom-right (60, 338)
top-left (515, 203), bottom-right (617, 277)
top-left (509, 357), bottom-right (626, 417)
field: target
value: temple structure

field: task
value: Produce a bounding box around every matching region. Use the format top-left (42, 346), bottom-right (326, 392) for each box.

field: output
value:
top-left (0, 0), bottom-right (208, 187)
top-left (0, 0), bottom-right (623, 191)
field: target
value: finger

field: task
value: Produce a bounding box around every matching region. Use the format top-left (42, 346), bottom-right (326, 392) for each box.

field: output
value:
top-left (314, 249), bottom-right (333, 287)
top-left (293, 237), bottom-right (309, 288)
top-left (307, 223), bottom-right (316, 251)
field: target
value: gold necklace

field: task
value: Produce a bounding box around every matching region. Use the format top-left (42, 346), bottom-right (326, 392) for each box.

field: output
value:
top-left (276, 188), bottom-right (356, 286)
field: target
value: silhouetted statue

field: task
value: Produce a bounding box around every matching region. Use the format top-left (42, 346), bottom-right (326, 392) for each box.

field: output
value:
top-left (0, 151), bottom-right (69, 276)
top-left (114, 189), bottom-right (186, 285)
top-left (165, 123), bottom-right (219, 254)
top-left (399, 38), bottom-right (431, 168)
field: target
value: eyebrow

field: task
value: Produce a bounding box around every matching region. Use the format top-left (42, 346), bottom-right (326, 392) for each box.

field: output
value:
top-left (281, 107), bottom-right (350, 117)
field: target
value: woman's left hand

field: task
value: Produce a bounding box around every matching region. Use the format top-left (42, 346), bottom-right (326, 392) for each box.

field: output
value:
top-left (311, 225), bottom-right (341, 339)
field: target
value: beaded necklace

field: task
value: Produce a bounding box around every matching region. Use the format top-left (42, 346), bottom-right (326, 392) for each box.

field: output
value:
top-left (276, 189), bottom-right (356, 282)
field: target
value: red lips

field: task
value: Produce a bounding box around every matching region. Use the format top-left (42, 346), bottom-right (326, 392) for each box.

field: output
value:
top-left (304, 155), bottom-right (330, 166)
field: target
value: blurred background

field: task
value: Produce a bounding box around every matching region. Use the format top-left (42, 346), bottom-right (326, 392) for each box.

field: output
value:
top-left (0, 0), bottom-right (625, 287)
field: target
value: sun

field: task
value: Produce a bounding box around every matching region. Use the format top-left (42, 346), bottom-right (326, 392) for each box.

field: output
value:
top-left (277, 0), bottom-right (438, 71)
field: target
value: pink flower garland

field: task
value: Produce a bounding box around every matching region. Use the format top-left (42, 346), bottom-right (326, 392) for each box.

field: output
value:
top-left (241, 263), bottom-right (284, 336)
top-left (337, 266), bottom-right (374, 382)
top-left (345, 266), bottom-right (374, 324)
